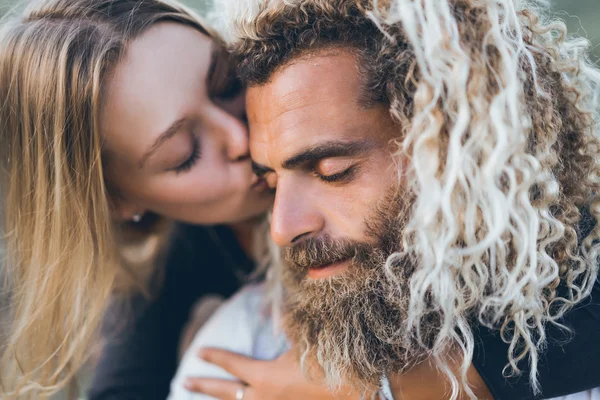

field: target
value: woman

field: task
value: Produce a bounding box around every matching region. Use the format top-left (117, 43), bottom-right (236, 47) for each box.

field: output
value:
top-left (0, 0), bottom-right (599, 399)
top-left (0, 0), bottom-right (271, 397)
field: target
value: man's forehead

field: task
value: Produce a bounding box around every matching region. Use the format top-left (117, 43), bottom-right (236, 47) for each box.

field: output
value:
top-left (247, 52), bottom-right (363, 122)
top-left (247, 52), bottom-right (365, 165)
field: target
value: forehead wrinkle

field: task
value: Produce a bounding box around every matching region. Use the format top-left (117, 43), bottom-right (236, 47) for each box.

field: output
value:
top-left (272, 95), bottom-right (344, 126)
top-left (264, 89), bottom-right (359, 139)
top-left (261, 53), bottom-right (364, 115)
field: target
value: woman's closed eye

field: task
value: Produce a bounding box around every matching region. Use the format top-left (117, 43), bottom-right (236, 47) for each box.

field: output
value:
top-left (174, 135), bottom-right (201, 174)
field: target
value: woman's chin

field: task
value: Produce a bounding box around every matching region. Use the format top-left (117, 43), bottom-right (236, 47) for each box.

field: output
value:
top-left (233, 193), bottom-right (274, 224)
top-left (153, 188), bottom-right (273, 226)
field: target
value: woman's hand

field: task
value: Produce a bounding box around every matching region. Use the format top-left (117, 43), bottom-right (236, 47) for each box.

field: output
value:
top-left (183, 348), bottom-right (362, 400)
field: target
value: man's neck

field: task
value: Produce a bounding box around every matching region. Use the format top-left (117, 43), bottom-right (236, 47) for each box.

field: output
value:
top-left (387, 357), bottom-right (493, 400)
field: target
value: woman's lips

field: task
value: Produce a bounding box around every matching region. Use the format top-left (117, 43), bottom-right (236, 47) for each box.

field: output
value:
top-left (251, 178), bottom-right (269, 192)
top-left (307, 259), bottom-right (351, 279)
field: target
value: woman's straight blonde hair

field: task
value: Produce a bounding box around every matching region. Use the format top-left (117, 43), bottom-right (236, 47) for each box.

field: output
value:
top-left (0, 0), bottom-right (217, 397)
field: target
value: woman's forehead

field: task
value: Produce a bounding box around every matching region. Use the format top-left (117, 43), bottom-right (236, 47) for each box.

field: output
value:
top-left (100, 22), bottom-right (213, 161)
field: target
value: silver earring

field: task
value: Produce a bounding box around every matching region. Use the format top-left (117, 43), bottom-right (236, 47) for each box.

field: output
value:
top-left (132, 213), bottom-right (142, 223)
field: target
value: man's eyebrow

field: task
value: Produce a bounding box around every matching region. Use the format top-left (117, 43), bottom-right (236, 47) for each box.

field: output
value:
top-left (250, 140), bottom-right (373, 177)
top-left (138, 118), bottom-right (187, 169)
top-left (282, 140), bottom-right (373, 170)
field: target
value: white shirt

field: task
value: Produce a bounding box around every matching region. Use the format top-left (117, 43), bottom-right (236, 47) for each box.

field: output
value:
top-left (168, 284), bottom-right (288, 400)
top-left (169, 283), bottom-right (599, 400)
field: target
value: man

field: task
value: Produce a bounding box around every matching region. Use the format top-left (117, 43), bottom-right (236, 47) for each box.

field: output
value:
top-left (169, 0), bottom-right (600, 399)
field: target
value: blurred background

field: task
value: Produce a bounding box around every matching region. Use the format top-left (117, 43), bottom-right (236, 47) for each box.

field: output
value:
top-left (550, 0), bottom-right (599, 61)
top-left (0, 0), bottom-right (596, 398)
top-left (184, 0), bottom-right (600, 60)
top-left (0, 0), bottom-right (597, 61)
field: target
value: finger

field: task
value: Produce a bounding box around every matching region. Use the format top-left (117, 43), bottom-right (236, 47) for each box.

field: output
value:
top-left (198, 348), bottom-right (265, 383)
top-left (184, 378), bottom-right (256, 400)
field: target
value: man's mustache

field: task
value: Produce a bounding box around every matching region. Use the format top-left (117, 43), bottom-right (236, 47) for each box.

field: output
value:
top-left (284, 235), bottom-right (372, 270)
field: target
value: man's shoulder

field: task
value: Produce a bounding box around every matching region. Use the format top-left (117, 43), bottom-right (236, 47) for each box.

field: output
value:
top-left (548, 387), bottom-right (600, 400)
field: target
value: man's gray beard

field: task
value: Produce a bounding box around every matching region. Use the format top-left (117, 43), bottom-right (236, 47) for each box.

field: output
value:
top-left (281, 192), bottom-right (438, 393)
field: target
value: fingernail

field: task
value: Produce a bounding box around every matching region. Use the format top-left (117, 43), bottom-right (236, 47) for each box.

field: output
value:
top-left (197, 348), bottom-right (207, 359)
top-left (184, 378), bottom-right (195, 390)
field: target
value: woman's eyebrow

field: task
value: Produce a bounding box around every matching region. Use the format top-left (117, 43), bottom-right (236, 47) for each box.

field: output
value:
top-left (138, 117), bottom-right (187, 169)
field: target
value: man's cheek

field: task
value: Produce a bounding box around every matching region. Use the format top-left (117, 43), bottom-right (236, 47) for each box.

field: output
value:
top-left (326, 188), bottom-right (376, 238)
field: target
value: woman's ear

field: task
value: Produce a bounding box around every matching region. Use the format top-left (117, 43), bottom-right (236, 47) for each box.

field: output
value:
top-left (109, 194), bottom-right (145, 222)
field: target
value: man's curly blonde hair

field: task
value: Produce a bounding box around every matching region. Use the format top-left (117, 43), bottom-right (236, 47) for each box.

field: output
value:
top-left (220, 0), bottom-right (600, 397)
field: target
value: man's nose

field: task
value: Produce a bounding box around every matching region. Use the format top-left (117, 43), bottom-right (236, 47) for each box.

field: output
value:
top-left (270, 181), bottom-right (324, 247)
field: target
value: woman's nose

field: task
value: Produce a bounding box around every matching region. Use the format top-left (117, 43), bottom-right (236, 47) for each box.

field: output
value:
top-left (216, 109), bottom-right (250, 162)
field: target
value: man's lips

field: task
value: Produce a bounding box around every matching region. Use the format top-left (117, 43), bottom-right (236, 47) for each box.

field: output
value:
top-left (307, 258), bottom-right (351, 279)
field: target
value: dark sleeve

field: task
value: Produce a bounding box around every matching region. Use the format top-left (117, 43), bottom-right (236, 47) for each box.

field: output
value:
top-left (473, 278), bottom-right (600, 400)
top-left (88, 225), bottom-right (248, 400)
